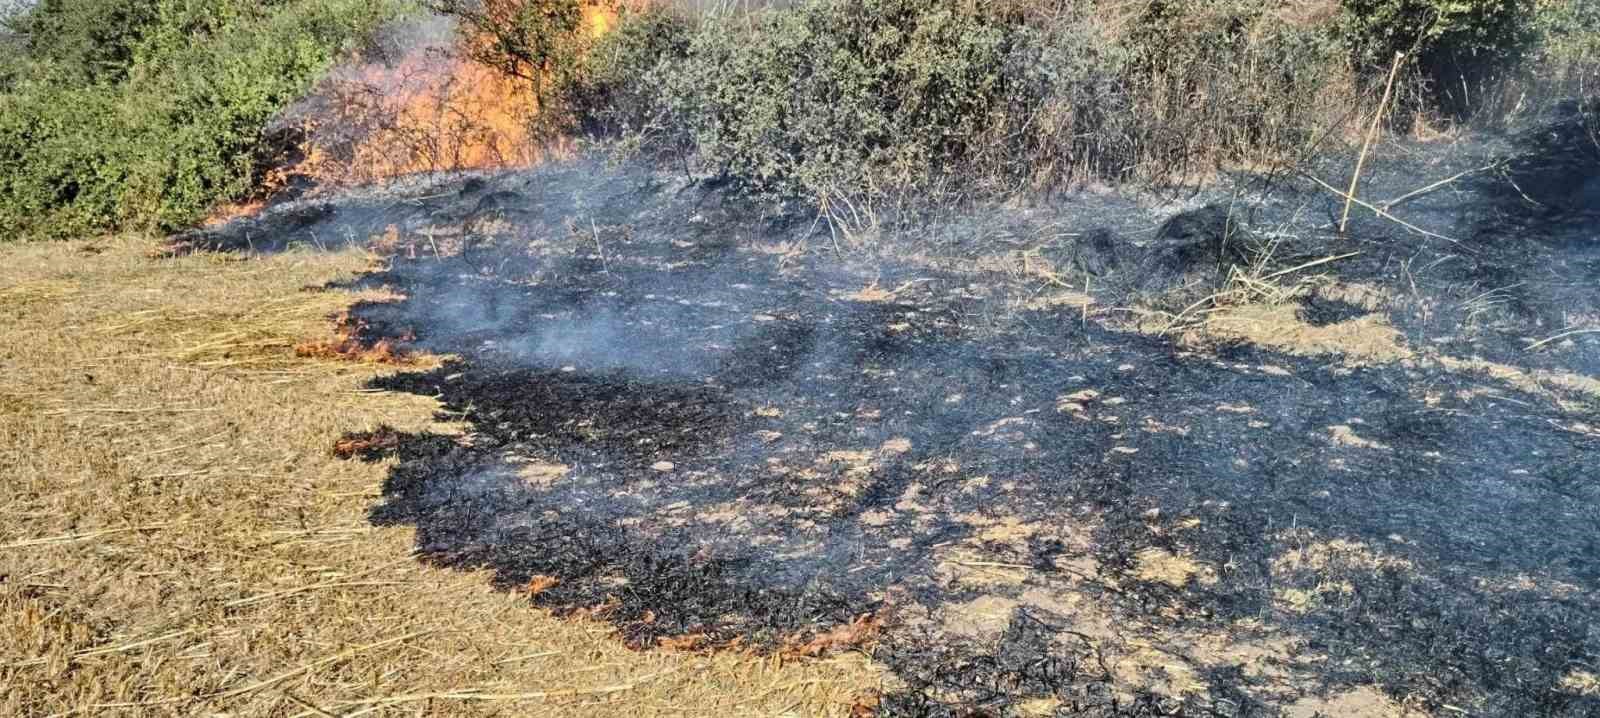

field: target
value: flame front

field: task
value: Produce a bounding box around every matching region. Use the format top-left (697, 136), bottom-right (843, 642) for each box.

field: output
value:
top-left (206, 3), bottom-right (620, 225)
top-left (585, 5), bottom-right (616, 37)
top-left (297, 51), bottom-right (546, 186)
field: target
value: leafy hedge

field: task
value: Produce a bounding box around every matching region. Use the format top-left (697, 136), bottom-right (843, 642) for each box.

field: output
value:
top-left (1338, 0), bottom-right (1542, 118)
top-left (0, 0), bottom-right (396, 239)
top-left (4, 0), bottom-right (1593, 238)
top-left (552, 0), bottom-right (1592, 203)
top-left (562, 0), bottom-right (1350, 201)
top-left (655, 0), bottom-right (1013, 197)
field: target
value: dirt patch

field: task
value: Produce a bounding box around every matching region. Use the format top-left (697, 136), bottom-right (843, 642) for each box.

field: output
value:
top-left (1328, 424), bottom-right (1390, 450)
top-left (939, 595), bottom-right (1019, 639)
top-left (1131, 548), bottom-right (1217, 588)
top-left (1434, 354), bottom-right (1600, 406)
top-left (1559, 670), bottom-right (1600, 697)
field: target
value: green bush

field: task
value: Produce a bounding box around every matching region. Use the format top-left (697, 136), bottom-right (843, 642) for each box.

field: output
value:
top-left (1338, 0), bottom-right (1541, 118)
top-left (565, 5), bottom-right (693, 138)
top-left (1532, 0), bottom-right (1600, 95)
top-left (426, 0), bottom-right (585, 108)
top-left (0, 0), bottom-right (396, 239)
top-left (1006, 0), bottom-right (1348, 185)
top-left (646, 0), bottom-right (1014, 199)
top-left (587, 0), bottom-right (1351, 201)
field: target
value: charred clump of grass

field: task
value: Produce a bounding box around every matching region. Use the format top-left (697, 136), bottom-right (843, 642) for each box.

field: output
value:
top-left (1491, 95), bottom-right (1600, 220)
top-left (333, 425), bottom-right (408, 460)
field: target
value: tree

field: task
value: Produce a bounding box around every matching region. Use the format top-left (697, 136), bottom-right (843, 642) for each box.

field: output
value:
top-left (426, 0), bottom-right (587, 108)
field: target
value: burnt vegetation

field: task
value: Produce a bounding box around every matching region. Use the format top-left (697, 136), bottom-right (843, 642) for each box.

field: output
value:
top-left (197, 120), bottom-right (1600, 713)
top-left (7, 1), bottom-right (1600, 717)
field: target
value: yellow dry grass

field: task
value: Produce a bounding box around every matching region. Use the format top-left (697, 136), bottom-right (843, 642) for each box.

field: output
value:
top-left (0, 237), bottom-right (878, 716)
top-left (1194, 303), bottom-right (1414, 366)
top-left (1130, 548), bottom-right (1218, 589)
top-left (1558, 670), bottom-right (1600, 697)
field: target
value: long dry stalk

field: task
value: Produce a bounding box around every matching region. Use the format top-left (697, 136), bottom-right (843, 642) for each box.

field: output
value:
top-left (1304, 173), bottom-right (1464, 247)
top-left (1341, 52), bottom-right (1407, 234)
top-left (211, 630), bottom-right (434, 700)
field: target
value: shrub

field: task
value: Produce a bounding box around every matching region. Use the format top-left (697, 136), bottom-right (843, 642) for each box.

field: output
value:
top-left (1338, 0), bottom-right (1542, 119)
top-left (601, 0), bottom-right (1354, 202)
top-left (426, 0), bottom-right (586, 108)
top-left (649, 0), bottom-right (1015, 200)
top-left (1531, 0), bottom-right (1600, 97)
top-left (564, 5), bottom-right (693, 138)
top-left (0, 0), bottom-right (396, 239)
top-left (985, 1), bottom-right (1349, 188)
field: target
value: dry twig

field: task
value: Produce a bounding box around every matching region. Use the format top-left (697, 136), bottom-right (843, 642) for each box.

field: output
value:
top-left (1341, 52), bottom-right (1406, 234)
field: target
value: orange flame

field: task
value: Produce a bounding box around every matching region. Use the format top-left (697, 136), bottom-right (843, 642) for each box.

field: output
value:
top-left (295, 51), bottom-right (546, 186)
top-left (205, 3), bottom-right (619, 225)
top-left (584, 4), bottom-right (616, 37)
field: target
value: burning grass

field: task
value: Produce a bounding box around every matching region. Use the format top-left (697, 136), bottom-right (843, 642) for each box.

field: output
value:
top-left (293, 310), bottom-right (418, 365)
top-left (0, 236), bottom-right (879, 716)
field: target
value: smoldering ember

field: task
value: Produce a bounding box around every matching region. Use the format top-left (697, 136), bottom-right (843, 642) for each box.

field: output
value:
top-left (162, 102), bottom-right (1600, 717)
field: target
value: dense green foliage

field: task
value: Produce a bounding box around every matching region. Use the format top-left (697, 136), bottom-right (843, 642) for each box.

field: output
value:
top-left (553, 0), bottom-right (1594, 203)
top-left (565, 6), bottom-right (693, 138)
top-left (1536, 0), bottom-right (1600, 92)
top-left (1338, 0), bottom-right (1541, 117)
top-left (0, 0), bottom-right (396, 238)
top-left (2, 0), bottom-right (1594, 238)
top-left (654, 0), bottom-right (1013, 196)
top-left (560, 0), bottom-right (1350, 201)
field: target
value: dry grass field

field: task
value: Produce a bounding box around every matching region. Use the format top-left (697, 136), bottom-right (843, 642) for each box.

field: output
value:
top-left (0, 236), bottom-right (878, 716)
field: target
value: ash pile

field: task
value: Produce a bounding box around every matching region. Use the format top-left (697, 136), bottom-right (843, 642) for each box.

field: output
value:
top-left (185, 110), bottom-right (1598, 717)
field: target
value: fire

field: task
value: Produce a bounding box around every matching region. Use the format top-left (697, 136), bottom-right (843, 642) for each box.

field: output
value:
top-left (205, 3), bottom-right (619, 225)
top-left (293, 310), bottom-right (415, 364)
top-left (585, 5), bottom-right (616, 37)
top-left (298, 51), bottom-right (546, 185)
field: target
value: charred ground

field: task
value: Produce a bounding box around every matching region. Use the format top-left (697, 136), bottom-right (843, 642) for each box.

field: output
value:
top-left (181, 112), bottom-right (1600, 716)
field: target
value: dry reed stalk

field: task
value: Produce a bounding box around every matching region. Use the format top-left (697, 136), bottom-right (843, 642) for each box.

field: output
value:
top-left (6, 629), bottom-right (197, 668)
top-left (325, 667), bottom-right (680, 711)
top-left (1381, 161), bottom-right (1501, 211)
top-left (224, 556), bottom-right (417, 608)
top-left (1304, 174), bottom-right (1464, 247)
top-left (0, 524), bottom-right (171, 550)
top-left (210, 630), bottom-right (435, 700)
top-left (1341, 52), bottom-right (1406, 234)
top-left (1526, 327), bottom-right (1600, 352)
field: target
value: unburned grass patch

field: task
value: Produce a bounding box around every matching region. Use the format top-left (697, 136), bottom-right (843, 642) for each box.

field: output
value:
top-left (0, 236), bottom-right (880, 716)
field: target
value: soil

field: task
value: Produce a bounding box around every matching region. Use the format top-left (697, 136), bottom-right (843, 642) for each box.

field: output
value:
top-left (188, 106), bottom-right (1599, 716)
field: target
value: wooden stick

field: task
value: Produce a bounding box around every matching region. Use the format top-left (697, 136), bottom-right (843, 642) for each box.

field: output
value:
top-left (1341, 52), bottom-right (1406, 234)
